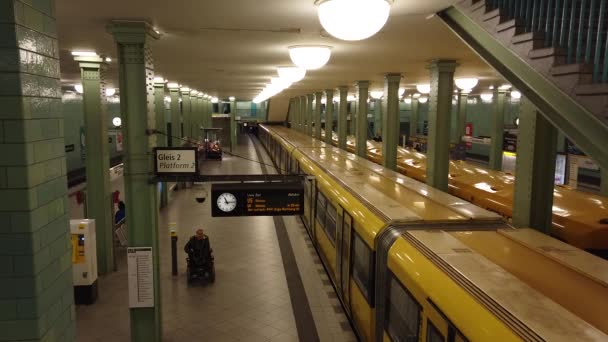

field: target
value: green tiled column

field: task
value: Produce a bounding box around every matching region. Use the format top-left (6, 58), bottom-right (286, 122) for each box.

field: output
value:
top-left (325, 89), bottom-right (334, 144)
top-left (512, 98), bottom-right (557, 233)
top-left (489, 88), bottom-right (507, 170)
top-left (306, 94), bottom-right (314, 136)
top-left (410, 98), bottom-right (419, 140)
top-left (168, 85), bottom-right (181, 147)
top-left (337, 86), bottom-right (348, 149)
top-left (204, 96), bottom-right (212, 128)
top-left (426, 60), bottom-right (457, 191)
top-left (196, 93), bottom-right (203, 137)
top-left (108, 21), bottom-right (162, 342)
top-left (0, 1), bottom-right (75, 341)
top-left (75, 56), bottom-right (114, 273)
top-left (350, 99), bottom-right (357, 136)
top-left (230, 99), bottom-right (236, 151)
top-left (153, 79), bottom-right (168, 208)
top-left (454, 91), bottom-right (468, 144)
top-left (295, 97), bottom-right (302, 132)
top-left (180, 88), bottom-right (191, 139)
top-left (382, 74), bottom-right (401, 171)
top-left (373, 99), bottom-right (382, 137)
top-left (601, 168), bottom-right (608, 196)
top-left (356, 81), bottom-right (370, 157)
top-left (300, 96), bottom-right (307, 133)
top-left (189, 91), bottom-right (198, 139)
top-left (314, 92), bottom-right (323, 140)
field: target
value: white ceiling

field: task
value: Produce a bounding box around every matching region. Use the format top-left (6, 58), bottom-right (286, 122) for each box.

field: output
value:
top-left (56, 0), bottom-right (503, 100)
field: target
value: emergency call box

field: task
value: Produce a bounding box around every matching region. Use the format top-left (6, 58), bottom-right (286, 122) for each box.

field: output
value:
top-left (70, 219), bottom-right (98, 304)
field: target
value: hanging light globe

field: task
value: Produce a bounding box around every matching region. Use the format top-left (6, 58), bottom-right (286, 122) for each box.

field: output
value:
top-left (416, 84), bottom-right (431, 94)
top-left (277, 66), bottom-right (307, 83)
top-left (316, 0), bottom-right (392, 41)
top-left (454, 78), bottom-right (479, 91)
top-left (288, 45), bottom-right (332, 70)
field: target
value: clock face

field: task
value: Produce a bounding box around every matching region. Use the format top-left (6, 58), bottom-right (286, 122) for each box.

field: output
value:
top-left (217, 192), bottom-right (237, 212)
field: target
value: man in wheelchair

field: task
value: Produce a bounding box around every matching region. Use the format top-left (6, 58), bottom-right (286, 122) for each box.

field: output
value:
top-left (184, 228), bottom-right (215, 283)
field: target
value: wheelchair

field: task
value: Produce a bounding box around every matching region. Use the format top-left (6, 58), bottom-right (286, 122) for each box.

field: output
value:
top-left (186, 253), bottom-right (215, 284)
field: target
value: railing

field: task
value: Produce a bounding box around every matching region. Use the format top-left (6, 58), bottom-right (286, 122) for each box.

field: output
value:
top-left (484, 0), bottom-right (608, 82)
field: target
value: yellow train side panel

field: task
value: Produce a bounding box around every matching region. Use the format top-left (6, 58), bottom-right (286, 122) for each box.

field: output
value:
top-left (315, 218), bottom-right (337, 279)
top-left (350, 279), bottom-right (374, 342)
top-left (388, 239), bottom-right (519, 342)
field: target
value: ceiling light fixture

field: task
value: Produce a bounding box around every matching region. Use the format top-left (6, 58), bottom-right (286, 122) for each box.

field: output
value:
top-left (229, 96), bottom-right (236, 101)
top-left (404, 98), bottom-right (412, 104)
top-left (347, 95), bottom-right (356, 102)
top-left (480, 93), bottom-right (494, 102)
top-left (398, 88), bottom-right (406, 97)
top-left (499, 84), bottom-right (512, 90)
top-left (105, 57), bottom-right (112, 62)
top-left (71, 51), bottom-right (98, 57)
top-left (412, 93), bottom-right (421, 98)
top-left (105, 88), bottom-right (116, 97)
top-left (277, 66), bottom-right (307, 83)
top-left (316, 0), bottom-right (392, 41)
top-left (418, 97), bottom-right (428, 104)
top-left (112, 117), bottom-right (122, 127)
top-left (370, 90), bottom-right (384, 99)
top-left (288, 45), bottom-right (332, 70)
top-left (271, 77), bottom-right (292, 89)
top-left (454, 78), bottom-right (479, 91)
top-left (74, 84), bottom-right (83, 94)
top-left (416, 84), bottom-right (431, 94)
top-left (167, 82), bottom-right (180, 89)
top-left (510, 90), bottom-right (522, 100)
top-left (211, 97), bottom-right (219, 103)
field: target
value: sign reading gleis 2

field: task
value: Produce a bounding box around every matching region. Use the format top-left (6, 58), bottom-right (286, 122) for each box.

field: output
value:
top-left (153, 147), bottom-right (198, 175)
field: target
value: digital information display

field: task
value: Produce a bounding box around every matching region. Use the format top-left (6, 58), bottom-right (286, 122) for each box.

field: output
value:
top-left (153, 147), bottom-right (198, 176)
top-left (211, 182), bottom-right (304, 217)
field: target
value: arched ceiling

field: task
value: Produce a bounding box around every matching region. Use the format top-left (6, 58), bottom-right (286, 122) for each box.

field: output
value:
top-left (56, 0), bottom-right (503, 100)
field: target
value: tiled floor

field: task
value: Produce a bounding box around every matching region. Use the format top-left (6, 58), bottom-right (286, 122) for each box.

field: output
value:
top-left (75, 134), bottom-right (355, 341)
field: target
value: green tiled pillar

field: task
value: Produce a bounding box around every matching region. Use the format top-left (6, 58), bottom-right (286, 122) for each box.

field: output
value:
top-left (601, 168), bottom-right (608, 196)
top-left (489, 89), bottom-right (507, 170)
top-left (410, 98), bottom-right (419, 140)
top-left (382, 74), bottom-right (401, 171)
top-left (453, 91), bottom-right (468, 144)
top-left (373, 99), bottom-right (382, 137)
top-left (512, 98), bottom-right (557, 233)
top-left (230, 99), bottom-right (236, 151)
top-left (189, 91), bottom-right (198, 139)
top-left (306, 94), bottom-right (314, 136)
top-left (295, 97), bottom-right (302, 132)
top-left (314, 92), bottom-right (323, 140)
top-left (301, 96), bottom-right (307, 133)
top-left (426, 60), bottom-right (457, 191)
top-left (180, 88), bottom-right (191, 139)
top-left (204, 96), bottom-right (212, 128)
top-left (196, 93), bottom-right (204, 137)
top-left (325, 89), bottom-right (334, 144)
top-left (168, 85), bottom-right (181, 147)
top-left (108, 21), bottom-right (162, 342)
top-left (356, 81), bottom-right (370, 157)
top-left (0, 1), bottom-right (75, 340)
top-left (153, 79), bottom-right (168, 208)
top-left (350, 99), bottom-right (357, 136)
top-left (75, 56), bottom-right (114, 273)
top-left (337, 86), bottom-right (348, 149)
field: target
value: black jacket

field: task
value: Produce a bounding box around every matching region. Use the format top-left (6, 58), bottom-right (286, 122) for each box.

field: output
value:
top-left (184, 236), bottom-right (212, 261)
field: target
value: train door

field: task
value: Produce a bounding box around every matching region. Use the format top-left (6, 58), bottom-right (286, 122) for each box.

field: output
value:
top-left (339, 210), bottom-right (353, 314)
top-left (303, 176), bottom-right (315, 237)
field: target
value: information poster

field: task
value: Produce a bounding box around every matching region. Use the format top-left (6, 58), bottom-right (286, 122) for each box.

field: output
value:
top-left (127, 247), bottom-right (155, 308)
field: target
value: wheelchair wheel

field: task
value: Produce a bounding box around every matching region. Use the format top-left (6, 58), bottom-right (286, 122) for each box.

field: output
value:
top-left (209, 265), bottom-right (216, 283)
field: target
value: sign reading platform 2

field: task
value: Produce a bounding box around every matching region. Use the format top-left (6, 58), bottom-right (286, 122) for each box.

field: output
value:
top-left (154, 147), bottom-right (198, 175)
top-left (211, 183), bottom-right (304, 217)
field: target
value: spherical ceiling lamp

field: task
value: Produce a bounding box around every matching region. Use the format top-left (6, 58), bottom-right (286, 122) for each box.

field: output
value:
top-left (105, 88), bottom-right (116, 97)
top-left (270, 77), bottom-right (292, 89)
top-left (416, 84), bottom-right (431, 94)
top-left (316, 0), bottom-right (392, 41)
top-left (454, 78), bottom-right (479, 91)
top-left (418, 96), bottom-right (428, 104)
top-left (398, 87), bottom-right (406, 97)
top-left (369, 90), bottom-right (384, 99)
top-left (211, 97), bottom-right (219, 104)
top-left (480, 93), bottom-right (494, 102)
top-left (277, 66), bottom-right (307, 83)
top-left (112, 117), bottom-right (122, 127)
top-left (510, 90), bottom-right (522, 100)
top-left (74, 84), bottom-right (83, 94)
top-left (288, 45), bottom-right (332, 70)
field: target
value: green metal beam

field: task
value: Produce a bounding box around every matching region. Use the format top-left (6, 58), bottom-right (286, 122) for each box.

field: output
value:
top-left (382, 74), bottom-right (401, 170)
top-left (512, 98), bottom-right (557, 233)
top-left (108, 20), bottom-right (162, 342)
top-left (439, 6), bottom-right (608, 170)
top-left (426, 60), bottom-right (458, 192)
top-left (356, 81), bottom-right (370, 157)
top-left (325, 89), bottom-right (334, 144)
top-left (338, 86), bottom-right (348, 149)
top-left (153, 81), bottom-right (168, 208)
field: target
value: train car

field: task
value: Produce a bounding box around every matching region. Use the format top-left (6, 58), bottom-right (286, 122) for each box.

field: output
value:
top-left (288, 126), bottom-right (608, 253)
top-left (258, 124), bottom-right (608, 342)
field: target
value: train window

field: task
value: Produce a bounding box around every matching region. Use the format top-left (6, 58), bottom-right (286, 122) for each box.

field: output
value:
top-left (316, 191), bottom-right (327, 227)
top-left (351, 231), bottom-right (373, 303)
top-left (325, 202), bottom-right (337, 245)
top-left (427, 321), bottom-right (444, 342)
top-left (454, 333), bottom-right (468, 342)
top-left (385, 273), bottom-right (421, 342)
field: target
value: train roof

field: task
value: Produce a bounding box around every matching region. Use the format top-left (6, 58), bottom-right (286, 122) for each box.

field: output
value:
top-left (390, 228), bottom-right (608, 341)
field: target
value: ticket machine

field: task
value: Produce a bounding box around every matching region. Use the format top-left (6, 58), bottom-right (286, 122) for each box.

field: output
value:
top-left (70, 219), bottom-right (98, 304)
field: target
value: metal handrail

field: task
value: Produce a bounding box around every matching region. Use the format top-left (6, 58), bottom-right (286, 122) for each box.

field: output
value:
top-left (484, 0), bottom-right (608, 82)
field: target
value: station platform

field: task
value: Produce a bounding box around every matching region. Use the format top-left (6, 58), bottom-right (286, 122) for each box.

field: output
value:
top-left (75, 134), bottom-right (356, 342)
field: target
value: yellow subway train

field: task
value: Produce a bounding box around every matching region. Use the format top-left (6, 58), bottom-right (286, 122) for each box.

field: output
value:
top-left (319, 128), bottom-right (608, 253)
top-left (259, 124), bottom-right (608, 342)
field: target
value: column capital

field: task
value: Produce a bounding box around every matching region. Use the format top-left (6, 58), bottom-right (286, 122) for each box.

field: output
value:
top-left (74, 56), bottom-right (104, 69)
top-left (384, 73), bottom-right (402, 82)
top-left (427, 59), bottom-right (459, 72)
top-left (106, 20), bottom-right (159, 43)
top-left (338, 86), bottom-right (348, 93)
top-left (356, 80), bottom-right (370, 89)
top-left (180, 87), bottom-right (191, 95)
top-left (325, 89), bottom-right (334, 95)
top-left (307, 94), bottom-right (315, 100)
top-left (314, 92), bottom-right (323, 98)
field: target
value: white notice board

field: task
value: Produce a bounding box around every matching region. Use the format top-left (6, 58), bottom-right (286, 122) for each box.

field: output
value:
top-left (127, 247), bottom-right (155, 308)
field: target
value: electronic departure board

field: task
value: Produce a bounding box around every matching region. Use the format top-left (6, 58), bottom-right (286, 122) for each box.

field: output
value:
top-left (211, 182), bottom-right (304, 217)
